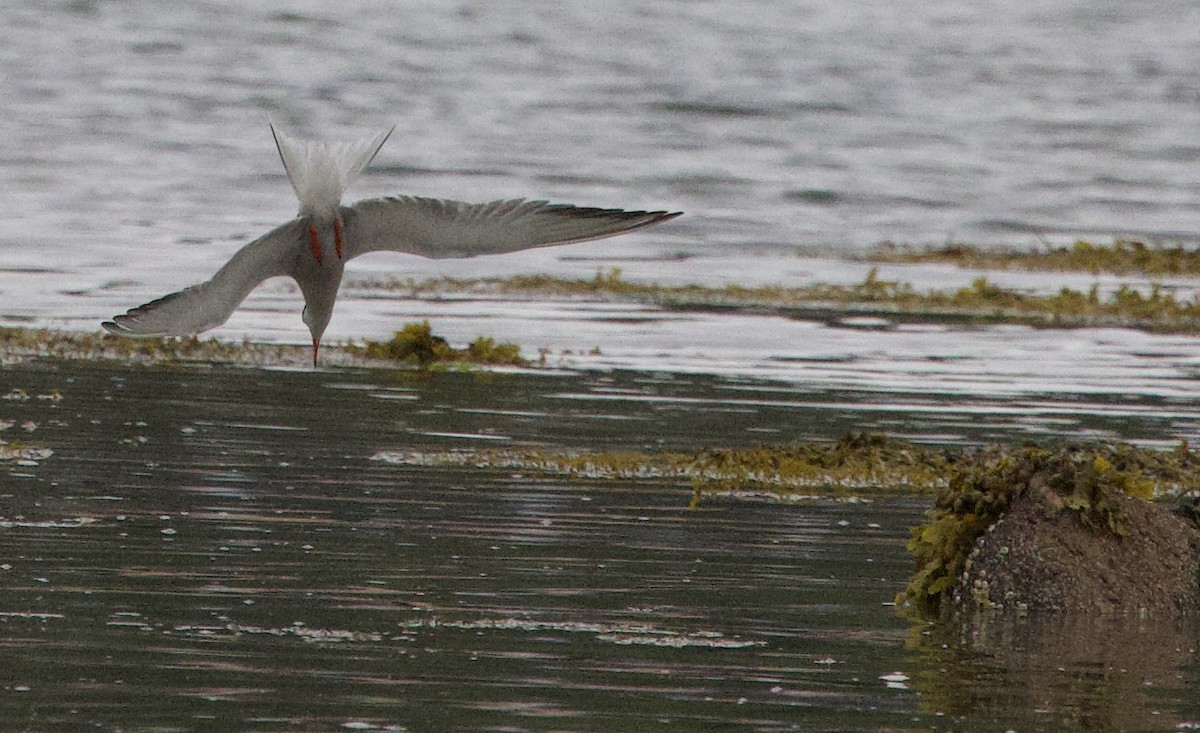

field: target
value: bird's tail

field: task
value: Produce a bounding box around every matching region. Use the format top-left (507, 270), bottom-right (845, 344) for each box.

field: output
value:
top-left (270, 123), bottom-right (393, 214)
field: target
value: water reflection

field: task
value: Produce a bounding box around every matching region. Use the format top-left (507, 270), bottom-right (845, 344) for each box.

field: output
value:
top-left (911, 614), bottom-right (1200, 731)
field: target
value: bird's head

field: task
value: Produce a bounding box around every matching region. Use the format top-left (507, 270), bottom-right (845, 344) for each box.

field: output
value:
top-left (301, 293), bottom-right (337, 367)
top-left (302, 303), bottom-right (330, 367)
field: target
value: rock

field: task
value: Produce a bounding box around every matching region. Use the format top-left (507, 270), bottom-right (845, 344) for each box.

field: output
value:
top-left (900, 444), bottom-right (1200, 619)
top-left (953, 490), bottom-right (1200, 616)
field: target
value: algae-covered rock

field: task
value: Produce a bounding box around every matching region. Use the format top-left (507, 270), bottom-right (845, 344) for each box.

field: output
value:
top-left (900, 444), bottom-right (1200, 619)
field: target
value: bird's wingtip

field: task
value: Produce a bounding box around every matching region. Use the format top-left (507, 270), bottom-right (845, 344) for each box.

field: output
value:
top-left (101, 318), bottom-right (168, 339)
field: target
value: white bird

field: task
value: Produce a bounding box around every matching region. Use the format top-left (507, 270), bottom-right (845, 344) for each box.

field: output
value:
top-left (103, 125), bottom-right (682, 365)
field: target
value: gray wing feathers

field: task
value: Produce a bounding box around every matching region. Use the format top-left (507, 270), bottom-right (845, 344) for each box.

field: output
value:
top-left (103, 220), bottom-right (303, 338)
top-left (341, 196), bottom-right (681, 260)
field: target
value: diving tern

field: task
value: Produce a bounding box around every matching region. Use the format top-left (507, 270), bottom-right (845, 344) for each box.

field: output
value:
top-left (102, 125), bottom-right (681, 365)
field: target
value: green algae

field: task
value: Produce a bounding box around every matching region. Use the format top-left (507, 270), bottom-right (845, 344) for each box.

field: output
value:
top-left (384, 434), bottom-right (1200, 506)
top-left (898, 443), bottom-right (1200, 619)
top-left (686, 432), bottom-right (956, 499)
top-left (838, 272), bottom-right (1200, 332)
top-left (870, 239), bottom-right (1200, 277)
top-left (348, 321), bottom-right (526, 367)
top-left (465, 336), bottom-right (525, 366)
top-left (382, 433), bottom-right (961, 500)
top-left (0, 323), bottom-right (525, 369)
top-left (350, 267), bottom-right (1200, 335)
top-left (0, 325), bottom-right (267, 364)
top-left (350, 321), bottom-right (455, 366)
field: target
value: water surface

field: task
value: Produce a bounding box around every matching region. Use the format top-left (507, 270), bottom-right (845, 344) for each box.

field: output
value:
top-left (3, 4), bottom-right (1200, 724)
top-left (2, 0), bottom-right (1199, 342)
top-left (2, 362), bottom-right (1198, 731)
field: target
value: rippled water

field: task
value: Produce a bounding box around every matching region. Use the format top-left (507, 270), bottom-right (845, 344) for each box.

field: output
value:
top-left (2, 1), bottom-right (1200, 394)
top-left (2, 363), bottom-right (1199, 731)
top-left (3, 1), bottom-right (1200, 389)
top-left (2, 0), bottom-right (1199, 272)
top-left (4, 3), bottom-right (1200, 729)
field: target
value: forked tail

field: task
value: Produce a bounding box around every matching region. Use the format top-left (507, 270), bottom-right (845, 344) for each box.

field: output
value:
top-left (270, 123), bottom-right (393, 215)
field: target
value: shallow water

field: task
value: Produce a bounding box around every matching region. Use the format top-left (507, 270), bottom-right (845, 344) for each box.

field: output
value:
top-left (2, 362), bottom-right (1199, 731)
top-left (3, 0), bottom-right (1200, 404)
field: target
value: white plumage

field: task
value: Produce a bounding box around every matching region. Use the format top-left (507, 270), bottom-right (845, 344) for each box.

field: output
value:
top-left (102, 125), bottom-right (682, 365)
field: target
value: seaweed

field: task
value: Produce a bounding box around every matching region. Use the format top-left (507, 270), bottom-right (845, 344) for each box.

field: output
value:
top-left (0, 324), bottom-right (525, 370)
top-left (870, 239), bottom-right (1200, 277)
top-left (380, 433), bottom-right (961, 503)
top-left (465, 336), bottom-right (525, 366)
top-left (0, 325), bottom-right (270, 363)
top-left (687, 432), bottom-right (956, 497)
top-left (347, 267), bottom-right (1200, 335)
top-left (349, 321), bottom-right (526, 367)
top-left (353, 321), bottom-right (455, 365)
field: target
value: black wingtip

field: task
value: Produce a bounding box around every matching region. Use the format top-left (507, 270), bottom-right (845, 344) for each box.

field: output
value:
top-left (621, 208), bottom-right (683, 226)
top-left (632, 209), bottom-right (683, 229)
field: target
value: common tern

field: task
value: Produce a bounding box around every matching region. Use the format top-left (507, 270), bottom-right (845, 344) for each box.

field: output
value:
top-left (102, 125), bottom-right (681, 365)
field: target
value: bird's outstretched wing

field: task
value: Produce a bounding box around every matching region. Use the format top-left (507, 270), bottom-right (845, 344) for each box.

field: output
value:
top-left (103, 219), bottom-right (305, 338)
top-left (340, 196), bottom-right (681, 260)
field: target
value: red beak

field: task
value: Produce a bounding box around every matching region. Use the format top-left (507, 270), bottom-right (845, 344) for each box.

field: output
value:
top-left (311, 337), bottom-right (320, 367)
